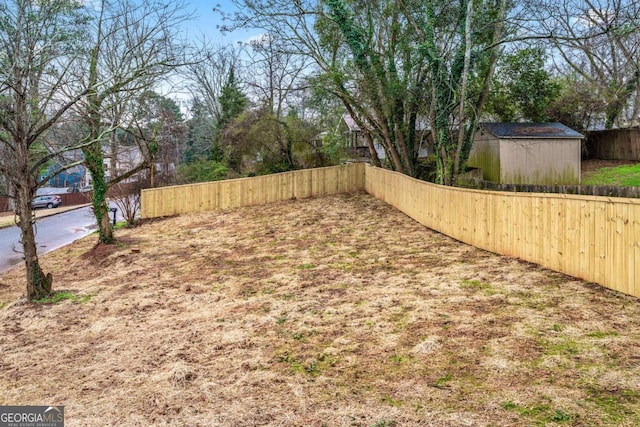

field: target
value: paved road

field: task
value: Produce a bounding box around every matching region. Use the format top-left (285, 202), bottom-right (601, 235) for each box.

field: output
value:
top-left (0, 204), bottom-right (123, 273)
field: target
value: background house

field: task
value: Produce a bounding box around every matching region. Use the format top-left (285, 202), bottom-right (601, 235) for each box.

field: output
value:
top-left (467, 122), bottom-right (583, 185)
top-left (341, 114), bottom-right (373, 160)
top-left (43, 164), bottom-right (86, 188)
top-left (341, 114), bottom-right (432, 161)
top-left (103, 145), bottom-right (146, 183)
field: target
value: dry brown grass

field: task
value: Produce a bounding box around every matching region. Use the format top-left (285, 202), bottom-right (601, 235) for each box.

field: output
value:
top-left (1, 192), bottom-right (640, 426)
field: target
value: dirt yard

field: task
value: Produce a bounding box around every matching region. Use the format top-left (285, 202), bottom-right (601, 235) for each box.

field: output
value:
top-left (1, 192), bottom-right (640, 426)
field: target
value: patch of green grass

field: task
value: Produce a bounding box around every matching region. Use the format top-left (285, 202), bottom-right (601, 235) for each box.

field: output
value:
top-left (381, 395), bottom-right (403, 407)
top-left (389, 354), bottom-right (404, 365)
top-left (33, 291), bottom-right (91, 304)
top-left (370, 421), bottom-right (397, 427)
top-left (501, 401), bottom-right (518, 411)
top-left (303, 361), bottom-right (320, 375)
top-left (434, 373), bottom-right (453, 388)
top-left (78, 294), bottom-right (92, 303)
top-left (0, 301), bottom-right (6, 310)
top-left (501, 401), bottom-right (575, 425)
top-left (113, 221), bottom-right (128, 230)
top-left (277, 351), bottom-right (334, 377)
top-left (316, 352), bottom-right (336, 367)
top-left (549, 409), bottom-right (573, 422)
top-left (587, 330), bottom-right (619, 338)
top-left (460, 279), bottom-right (493, 292)
top-left (587, 387), bottom-right (640, 424)
top-left (297, 263), bottom-right (315, 269)
top-left (582, 163), bottom-right (640, 186)
top-left (332, 262), bottom-right (353, 272)
top-left (276, 352), bottom-right (303, 373)
top-left (543, 338), bottom-right (581, 357)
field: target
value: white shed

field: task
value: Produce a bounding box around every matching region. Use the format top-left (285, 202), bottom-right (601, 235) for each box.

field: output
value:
top-left (467, 123), bottom-right (584, 185)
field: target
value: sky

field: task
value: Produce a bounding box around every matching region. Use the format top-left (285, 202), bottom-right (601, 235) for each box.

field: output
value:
top-left (181, 0), bottom-right (261, 45)
top-left (162, 0), bottom-right (263, 110)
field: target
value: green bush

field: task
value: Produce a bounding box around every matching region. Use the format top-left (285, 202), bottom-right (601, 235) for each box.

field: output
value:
top-left (176, 159), bottom-right (229, 184)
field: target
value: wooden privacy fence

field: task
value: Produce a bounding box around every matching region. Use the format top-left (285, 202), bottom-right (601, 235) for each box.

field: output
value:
top-left (365, 165), bottom-right (639, 299)
top-left (141, 163), bottom-right (639, 299)
top-left (141, 164), bottom-right (366, 218)
top-left (586, 128), bottom-right (640, 160)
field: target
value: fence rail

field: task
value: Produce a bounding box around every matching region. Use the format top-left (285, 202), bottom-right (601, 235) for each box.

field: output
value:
top-left (141, 163), bottom-right (639, 299)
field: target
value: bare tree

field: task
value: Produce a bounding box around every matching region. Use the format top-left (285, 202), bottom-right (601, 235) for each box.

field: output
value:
top-left (0, 0), bottom-right (92, 299)
top-left (77, 0), bottom-right (192, 243)
top-left (245, 35), bottom-right (311, 119)
top-left (533, 0), bottom-right (640, 128)
top-left (242, 34), bottom-right (312, 170)
top-left (184, 42), bottom-right (244, 125)
top-left (134, 91), bottom-right (188, 185)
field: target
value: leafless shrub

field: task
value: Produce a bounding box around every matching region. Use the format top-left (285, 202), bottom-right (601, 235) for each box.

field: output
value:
top-left (109, 180), bottom-right (146, 226)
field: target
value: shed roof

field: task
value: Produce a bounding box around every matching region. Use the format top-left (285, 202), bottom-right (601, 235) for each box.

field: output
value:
top-left (480, 122), bottom-right (584, 139)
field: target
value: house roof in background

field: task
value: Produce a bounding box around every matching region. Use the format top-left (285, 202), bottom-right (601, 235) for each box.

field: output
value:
top-left (343, 114), bottom-right (362, 132)
top-left (343, 114), bottom-right (429, 132)
top-left (480, 122), bottom-right (584, 139)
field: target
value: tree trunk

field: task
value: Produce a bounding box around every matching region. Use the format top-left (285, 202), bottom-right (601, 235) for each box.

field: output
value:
top-left (380, 130), bottom-right (405, 173)
top-left (83, 17), bottom-right (113, 244)
top-left (110, 134), bottom-right (118, 182)
top-left (7, 181), bottom-right (16, 211)
top-left (394, 126), bottom-right (415, 176)
top-left (15, 183), bottom-right (52, 300)
top-left (453, 0), bottom-right (474, 180)
top-left (605, 103), bottom-right (621, 130)
top-left (363, 132), bottom-right (381, 167)
top-left (150, 160), bottom-right (156, 188)
top-left (92, 167), bottom-right (114, 244)
top-left (83, 142), bottom-right (114, 244)
top-left (11, 80), bottom-right (53, 299)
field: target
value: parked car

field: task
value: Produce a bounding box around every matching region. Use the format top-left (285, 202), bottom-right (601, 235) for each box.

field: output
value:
top-left (32, 195), bottom-right (62, 209)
